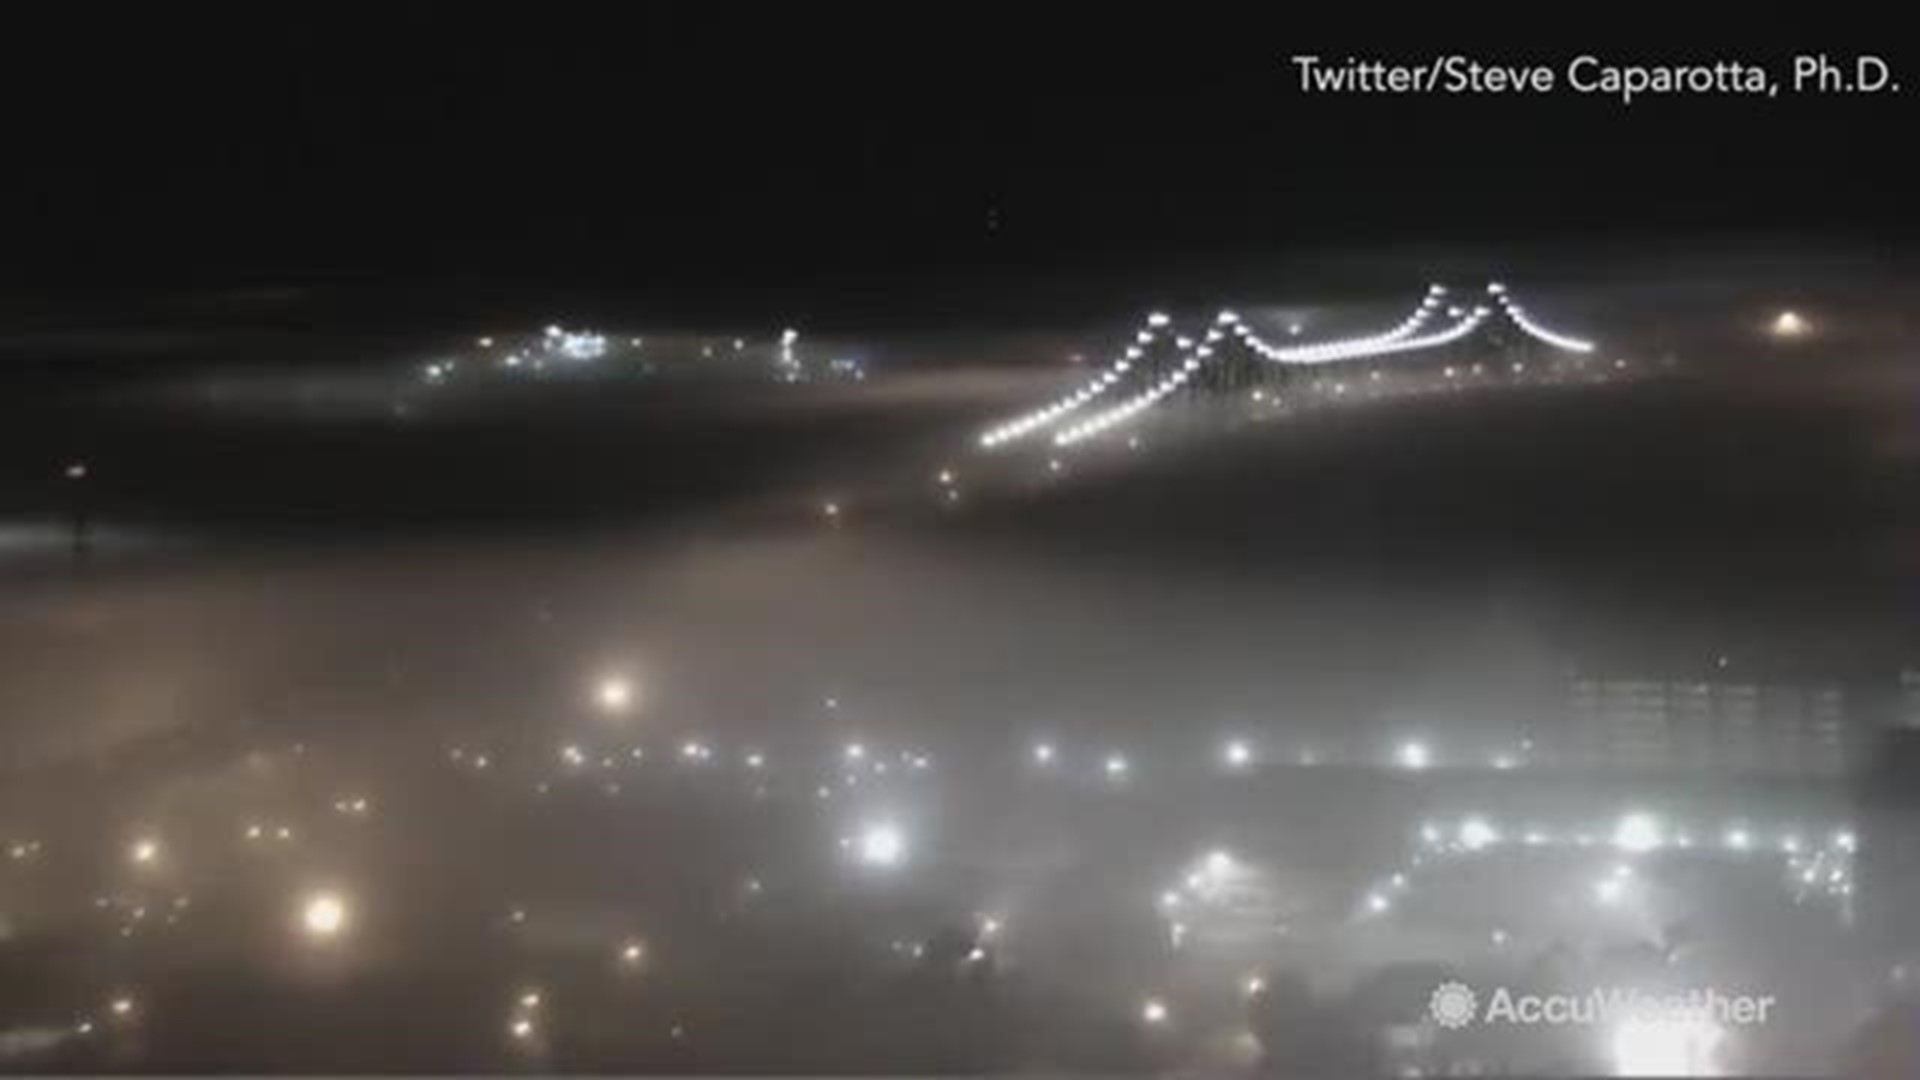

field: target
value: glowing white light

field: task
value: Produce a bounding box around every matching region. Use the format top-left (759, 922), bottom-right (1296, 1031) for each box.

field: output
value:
top-left (1204, 849), bottom-right (1236, 877)
top-left (1223, 740), bottom-right (1252, 769)
top-left (1611, 1015), bottom-right (1725, 1077)
top-left (1770, 310), bottom-right (1810, 339)
top-left (1396, 741), bottom-right (1431, 771)
top-left (1724, 827), bottom-right (1753, 852)
top-left (109, 996), bottom-right (134, 1017)
top-left (595, 677), bottom-right (633, 712)
top-left (510, 1017), bottom-right (535, 1041)
top-left (856, 822), bottom-right (906, 868)
top-left (1366, 891), bottom-right (1391, 914)
top-left (129, 839), bottom-right (160, 866)
top-left (520, 990), bottom-right (543, 1010)
top-left (1141, 998), bottom-right (1169, 1025)
top-left (1104, 754), bottom-right (1130, 780)
top-left (1835, 829), bottom-right (1858, 853)
top-left (1593, 874), bottom-right (1628, 906)
top-left (1459, 817), bottom-right (1500, 851)
top-left (1244, 976), bottom-right (1266, 997)
top-left (1614, 812), bottom-right (1665, 854)
top-left (300, 891), bottom-right (349, 939)
top-left (561, 744), bottom-right (587, 768)
top-left (619, 940), bottom-right (645, 965)
top-left (1031, 742), bottom-right (1056, 765)
top-left (844, 743), bottom-right (866, 762)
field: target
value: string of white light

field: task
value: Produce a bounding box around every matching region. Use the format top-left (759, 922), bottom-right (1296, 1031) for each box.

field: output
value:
top-left (1487, 282), bottom-right (1595, 353)
top-left (1055, 300), bottom-right (1489, 446)
top-left (1053, 337), bottom-right (1211, 446)
top-left (1234, 283), bottom-right (1448, 363)
top-left (977, 312), bottom-right (1173, 448)
top-left (985, 289), bottom-right (1448, 449)
top-left (1238, 303), bottom-right (1489, 367)
top-left (992, 283), bottom-right (1596, 449)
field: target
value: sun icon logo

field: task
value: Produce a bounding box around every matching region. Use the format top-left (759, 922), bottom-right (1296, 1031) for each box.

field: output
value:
top-left (1428, 980), bottom-right (1478, 1029)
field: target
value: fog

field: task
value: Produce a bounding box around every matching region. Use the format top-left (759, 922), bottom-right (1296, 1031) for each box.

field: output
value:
top-left (1, 269), bottom-right (1917, 1073)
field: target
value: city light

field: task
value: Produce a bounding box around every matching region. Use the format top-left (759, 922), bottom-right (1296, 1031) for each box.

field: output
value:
top-left (1614, 812), bottom-right (1666, 854)
top-left (1459, 817), bottom-right (1499, 851)
top-left (595, 676), bottom-right (634, 712)
top-left (299, 891), bottom-right (350, 940)
top-left (1396, 740), bottom-right (1431, 771)
top-left (1769, 310), bottom-right (1811, 339)
top-left (855, 822), bottom-right (906, 868)
top-left (1611, 1015), bottom-right (1726, 1077)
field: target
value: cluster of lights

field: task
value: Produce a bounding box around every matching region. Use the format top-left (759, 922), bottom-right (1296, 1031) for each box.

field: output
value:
top-left (1359, 810), bottom-right (1857, 921)
top-left (777, 328), bottom-right (802, 382)
top-left (507, 988), bottom-right (543, 1048)
top-left (243, 821), bottom-right (299, 844)
top-left (34, 679), bottom-right (1872, 1067)
top-left (545, 326), bottom-right (609, 361)
top-left (92, 893), bottom-right (192, 938)
top-left (420, 324), bottom-right (631, 386)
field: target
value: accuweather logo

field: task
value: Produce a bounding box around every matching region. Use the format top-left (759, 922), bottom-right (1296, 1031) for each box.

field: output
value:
top-left (1427, 981), bottom-right (1777, 1029)
top-left (1429, 981), bottom-right (1479, 1029)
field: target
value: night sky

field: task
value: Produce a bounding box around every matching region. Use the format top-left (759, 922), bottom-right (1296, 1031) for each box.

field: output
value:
top-left (6, 10), bottom-right (1916, 310)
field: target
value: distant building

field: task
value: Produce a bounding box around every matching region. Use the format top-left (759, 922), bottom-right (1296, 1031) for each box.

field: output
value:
top-left (1558, 674), bottom-right (1850, 778)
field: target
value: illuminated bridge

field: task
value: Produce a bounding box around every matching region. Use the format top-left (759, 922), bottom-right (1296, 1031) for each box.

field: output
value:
top-left (978, 283), bottom-right (1597, 451)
